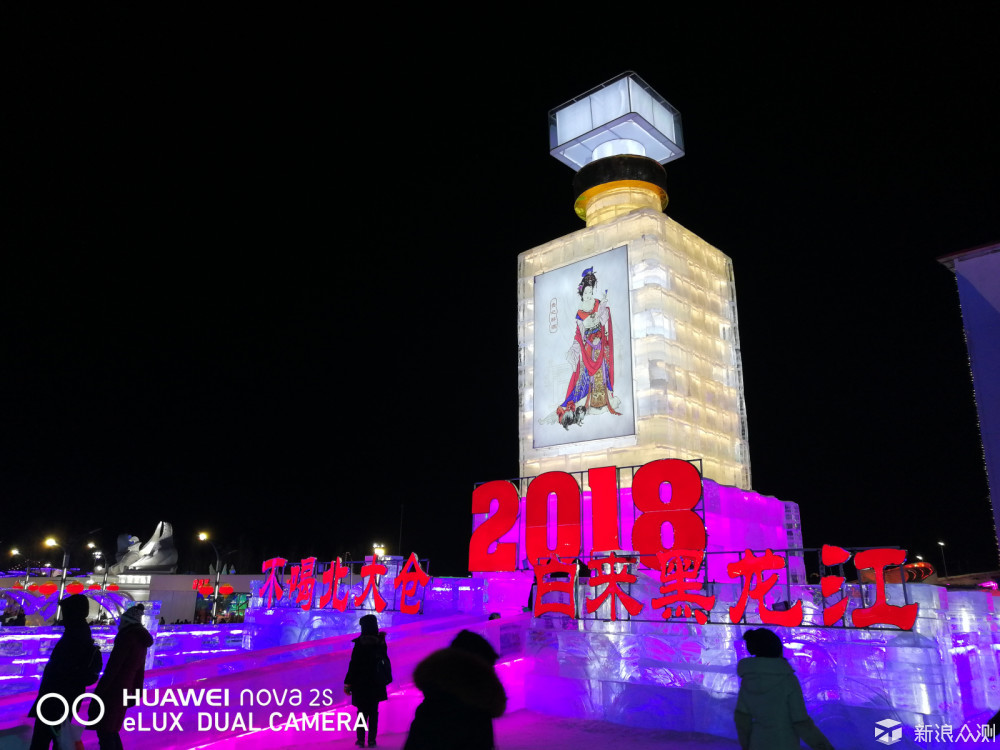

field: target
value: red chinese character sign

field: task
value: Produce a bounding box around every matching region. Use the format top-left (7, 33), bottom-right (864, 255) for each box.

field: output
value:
top-left (820, 544), bottom-right (851, 626)
top-left (821, 546), bottom-right (918, 630)
top-left (532, 557), bottom-right (578, 617)
top-left (320, 557), bottom-right (350, 611)
top-left (652, 549), bottom-right (715, 624)
top-left (255, 554), bottom-right (429, 614)
top-left (586, 553), bottom-right (643, 621)
top-left (354, 556), bottom-right (388, 612)
top-left (726, 549), bottom-right (803, 626)
top-left (394, 553), bottom-right (430, 614)
top-left (288, 557), bottom-right (318, 611)
top-left (259, 557), bottom-right (287, 608)
top-left (470, 458), bottom-right (919, 630)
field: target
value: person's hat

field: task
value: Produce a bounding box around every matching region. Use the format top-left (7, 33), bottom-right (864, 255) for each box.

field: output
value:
top-left (359, 613), bottom-right (378, 635)
top-left (451, 630), bottom-right (499, 665)
top-left (743, 628), bottom-right (783, 658)
top-left (59, 594), bottom-right (90, 622)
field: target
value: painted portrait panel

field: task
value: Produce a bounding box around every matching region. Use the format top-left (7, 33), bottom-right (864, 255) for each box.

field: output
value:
top-left (533, 245), bottom-right (635, 448)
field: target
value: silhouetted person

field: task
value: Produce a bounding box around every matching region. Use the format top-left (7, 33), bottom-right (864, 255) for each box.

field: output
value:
top-left (28, 594), bottom-right (102, 750)
top-left (344, 614), bottom-right (388, 747)
top-left (734, 628), bottom-right (834, 750)
top-left (88, 603), bottom-right (154, 750)
top-left (405, 629), bottom-right (507, 750)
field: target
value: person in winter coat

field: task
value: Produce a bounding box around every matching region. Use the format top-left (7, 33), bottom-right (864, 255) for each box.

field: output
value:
top-left (88, 603), bottom-right (154, 750)
top-left (734, 628), bottom-right (835, 750)
top-left (28, 594), bottom-right (102, 750)
top-left (344, 614), bottom-right (388, 748)
top-left (404, 629), bottom-right (507, 750)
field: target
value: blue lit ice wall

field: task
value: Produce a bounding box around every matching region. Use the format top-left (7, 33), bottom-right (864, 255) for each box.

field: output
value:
top-left (954, 249), bottom-right (1000, 553)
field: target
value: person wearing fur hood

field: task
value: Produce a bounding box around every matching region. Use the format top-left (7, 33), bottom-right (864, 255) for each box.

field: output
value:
top-left (344, 614), bottom-right (388, 747)
top-left (404, 629), bottom-right (506, 750)
top-left (734, 628), bottom-right (834, 750)
top-left (88, 603), bottom-right (154, 750)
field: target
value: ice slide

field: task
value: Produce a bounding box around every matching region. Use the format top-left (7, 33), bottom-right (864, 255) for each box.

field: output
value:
top-left (0, 612), bottom-right (532, 750)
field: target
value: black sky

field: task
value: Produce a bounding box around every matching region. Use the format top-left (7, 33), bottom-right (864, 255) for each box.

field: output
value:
top-left (3, 10), bottom-right (998, 577)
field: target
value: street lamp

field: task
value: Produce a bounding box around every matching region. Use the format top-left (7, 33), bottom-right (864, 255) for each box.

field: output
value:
top-left (44, 538), bottom-right (70, 604)
top-left (10, 548), bottom-right (29, 582)
top-left (372, 543), bottom-right (386, 559)
top-left (88, 542), bottom-right (110, 589)
top-left (198, 532), bottom-right (222, 624)
top-left (938, 541), bottom-right (950, 580)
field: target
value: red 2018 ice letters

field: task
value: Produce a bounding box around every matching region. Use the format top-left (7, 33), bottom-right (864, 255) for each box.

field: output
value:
top-left (469, 459), bottom-right (705, 572)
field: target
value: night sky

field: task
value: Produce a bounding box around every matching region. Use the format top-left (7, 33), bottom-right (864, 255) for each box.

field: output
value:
top-left (4, 10), bottom-right (999, 578)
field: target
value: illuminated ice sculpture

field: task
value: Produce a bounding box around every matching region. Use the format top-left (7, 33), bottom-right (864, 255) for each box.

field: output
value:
top-left (520, 72), bottom-right (753, 491)
top-left (549, 71), bottom-right (684, 171)
top-left (109, 521), bottom-right (178, 574)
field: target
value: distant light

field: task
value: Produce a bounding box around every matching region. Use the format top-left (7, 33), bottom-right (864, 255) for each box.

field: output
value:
top-left (44, 538), bottom-right (58, 548)
top-left (938, 541), bottom-right (946, 547)
top-left (10, 548), bottom-right (19, 556)
top-left (198, 532), bottom-right (209, 541)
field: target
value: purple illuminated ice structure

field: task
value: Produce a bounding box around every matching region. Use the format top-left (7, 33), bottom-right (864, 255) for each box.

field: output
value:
top-left (0, 613), bottom-right (529, 749)
top-left (0, 587), bottom-right (144, 626)
top-left (1, 565), bottom-right (998, 749)
top-left (240, 573), bottom-right (486, 651)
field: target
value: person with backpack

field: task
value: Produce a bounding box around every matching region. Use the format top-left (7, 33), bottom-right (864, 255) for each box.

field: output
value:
top-left (734, 628), bottom-right (835, 750)
top-left (344, 614), bottom-right (389, 748)
top-left (28, 594), bottom-right (103, 750)
top-left (88, 603), bottom-right (154, 750)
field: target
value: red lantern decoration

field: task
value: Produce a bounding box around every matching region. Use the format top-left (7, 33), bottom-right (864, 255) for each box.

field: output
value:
top-left (198, 585), bottom-right (215, 597)
top-left (87, 584), bottom-right (101, 590)
top-left (65, 582), bottom-right (84, 595)
top-left (219, 584), bottom-right (234, 596)
top-left (39, 583), bottom-right (58, 597)
top-left (105, 584), bottom-right (119, 592)
top-left (27, 583), bottom-right (39, 592)
top-left (12, 583), bottom-right (24, 590)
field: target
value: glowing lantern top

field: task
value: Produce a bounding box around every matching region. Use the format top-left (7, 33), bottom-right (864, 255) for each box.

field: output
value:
top-left (548, 71), bottom-right (685, 171)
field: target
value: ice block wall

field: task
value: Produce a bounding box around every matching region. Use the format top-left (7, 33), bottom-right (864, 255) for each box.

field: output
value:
top-left (518, 209), bottom-right (752, 489)
top-left (523, 582), bottom-right (1000, 748)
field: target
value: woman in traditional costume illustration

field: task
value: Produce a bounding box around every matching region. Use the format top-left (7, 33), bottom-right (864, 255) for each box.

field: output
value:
top-left (541, 267), bottom-right (621, 428)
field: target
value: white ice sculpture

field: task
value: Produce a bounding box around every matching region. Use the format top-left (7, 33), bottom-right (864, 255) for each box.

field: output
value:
top-left (109, 521), bottom-right (178, 574)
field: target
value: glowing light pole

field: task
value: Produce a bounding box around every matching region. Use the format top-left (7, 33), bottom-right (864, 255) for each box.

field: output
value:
top-left (10, 548), bottom-right (30, 584)
top-left (44, 538), bottom-right (69, 604)
top-left (198, 532), bottom-right (222, 624)
top-left (88, 542), bottom-right (110, 589)
top-left (938, 541), bottom-right (950, 580)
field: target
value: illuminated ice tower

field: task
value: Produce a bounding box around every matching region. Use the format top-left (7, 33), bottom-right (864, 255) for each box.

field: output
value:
top-left (518, 72), bottom-right (752, 489)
